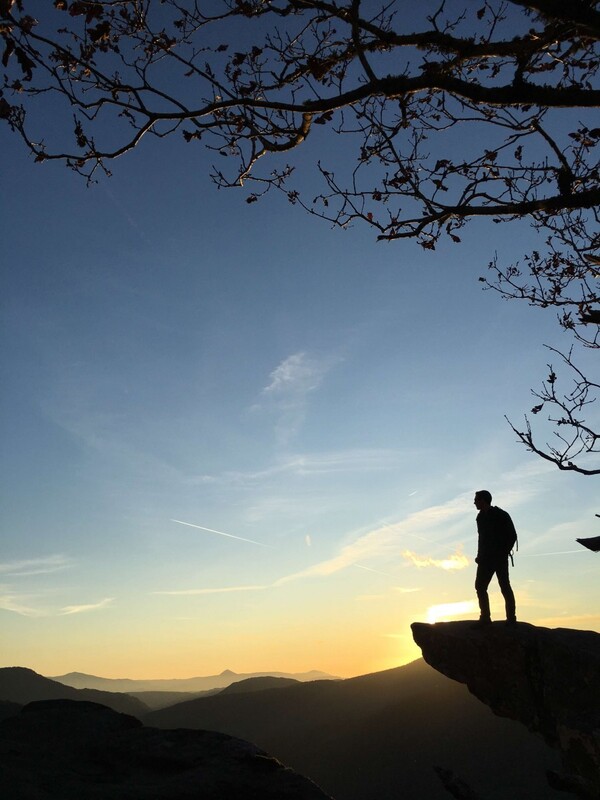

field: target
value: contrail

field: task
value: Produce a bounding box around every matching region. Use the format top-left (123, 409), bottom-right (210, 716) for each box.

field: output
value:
top-left (354, 564), bottom-right (399, 578)
top-left (171, 519), bottom-right (272, 548)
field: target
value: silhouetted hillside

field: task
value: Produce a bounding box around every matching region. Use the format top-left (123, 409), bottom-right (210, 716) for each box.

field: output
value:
top-left (219, 676), bottom-right (300, 695)
top-left (0, 701), bottom-right (21, 722)
top-left (51, 668), bottom-right (335, 693)
top-left (126, 677), bottom-right (306, 710)
top-left (0, 668), bottom-right (147, 717)
top-left (128, 689), bottom-right (220, 711)
top-left (146, 658), bottom-right (562, 800)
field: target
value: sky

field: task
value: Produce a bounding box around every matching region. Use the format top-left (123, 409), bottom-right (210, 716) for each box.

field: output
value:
top-left (2, 9), bottom-right (600, 681)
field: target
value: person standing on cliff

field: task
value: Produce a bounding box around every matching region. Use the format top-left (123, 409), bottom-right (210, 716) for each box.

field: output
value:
top-left (472, 490), bottom-right (518, 628)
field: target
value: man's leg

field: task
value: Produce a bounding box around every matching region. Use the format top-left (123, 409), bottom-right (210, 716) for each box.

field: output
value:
top-left (496, 558), bottom-right (516, 622)
top-left (475, 562), bottom-right (495, 622)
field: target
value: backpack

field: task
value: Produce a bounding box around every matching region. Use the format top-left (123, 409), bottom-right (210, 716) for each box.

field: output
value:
top-left (496, 506), bottom-right (518, 565)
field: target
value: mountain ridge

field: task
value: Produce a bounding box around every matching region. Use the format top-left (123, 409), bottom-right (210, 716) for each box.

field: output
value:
top-left (50, 668), bottom-right (337, 694)
top-left (145, 657), bottom-right (562, 800)
top-left (0, 667), bottom-right (147, 716)
top-left (2, 656), bottom-right (572, 799)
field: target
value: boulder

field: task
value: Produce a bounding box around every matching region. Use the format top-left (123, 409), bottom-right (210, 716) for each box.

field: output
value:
top-left (0, 699), bottom-right (332, 799)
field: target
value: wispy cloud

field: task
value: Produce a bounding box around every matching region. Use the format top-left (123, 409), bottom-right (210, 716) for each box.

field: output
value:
top-left (401, 546), bottom-right (470, 571)
top-left (157, 481), bottom-right (556, 599)
top-left (275, 496), bottom-right (473, 584)
top-left (356, 585), bottom-right (421, 603)
top-left (59, 597), bottom-right (114, 615)
top-left (0, 591), bottom-right (49, 617)
top-left (261, 352), bottom-right (329, 396)
top-left (253, 352), bottom-right (336, 445)
top-left (157, 494), bottom-right (474, 597)
top-left (155, 584), bottom-right (268, 596)
top-left (523, 515), bottom-right (599, 553)
top-left (354, 563), bottom-right (399, 578)
top-left (188, 448), bottom-right (410, 489)
top-left (378, 521), bottom-right (434, 544)
top-left (0, 555), bottom-right (73, 577)
top-left (41, 382), bottom-right (189, 489)
top-left (0, 591), bottom-right (115, 617)
top-left (171, 519), bottom-right (272, 548)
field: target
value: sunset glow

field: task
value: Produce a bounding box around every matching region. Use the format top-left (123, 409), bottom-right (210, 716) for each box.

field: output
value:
top-left (426, 601), bottom-right (478, 625)
top-left (401, 547), bottom-right (470, 571)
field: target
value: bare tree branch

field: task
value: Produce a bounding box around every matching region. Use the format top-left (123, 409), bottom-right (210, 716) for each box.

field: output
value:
top-left (2, 0), bottom-right (599, 475)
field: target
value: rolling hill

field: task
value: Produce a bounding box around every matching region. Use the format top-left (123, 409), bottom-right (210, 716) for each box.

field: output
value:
top-left (126, 678), bottom-right (299, 711)
top-left (0, 667), bottom-right (147, 717)
top-left (146, 658), bottom-right (563, 800)
top-left (50, 668), bottom-right (335, 694)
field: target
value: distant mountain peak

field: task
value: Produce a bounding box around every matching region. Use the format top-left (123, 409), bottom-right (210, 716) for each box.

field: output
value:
top-left (57, 672), bottom-right (99, 680)
top-left (48, 667), bottom-right (338, 694)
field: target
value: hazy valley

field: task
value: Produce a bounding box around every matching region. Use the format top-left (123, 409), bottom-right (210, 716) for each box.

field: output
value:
top-left (0, 659), bottom-right (562, 800)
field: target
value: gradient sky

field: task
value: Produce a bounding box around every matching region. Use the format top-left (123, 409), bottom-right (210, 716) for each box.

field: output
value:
top-left (2, 29), bottom-right (599, 679)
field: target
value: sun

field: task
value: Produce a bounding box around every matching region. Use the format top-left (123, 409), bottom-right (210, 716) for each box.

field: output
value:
top-left (426, 601), bottom-right (477, 624)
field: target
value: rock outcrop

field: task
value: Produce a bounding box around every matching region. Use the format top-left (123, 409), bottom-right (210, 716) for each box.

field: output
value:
top-left (0, 699), bottom-right (332, 799)
top-left (411, 621), bottom-right (600, 798)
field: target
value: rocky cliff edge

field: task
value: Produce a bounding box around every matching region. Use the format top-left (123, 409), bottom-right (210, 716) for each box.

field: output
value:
top-left (411, 621), bottom-right (600, 799)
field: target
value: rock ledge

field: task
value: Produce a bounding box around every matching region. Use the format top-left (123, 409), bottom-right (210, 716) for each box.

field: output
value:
top-left (411, 621), bottom-right (600, 798)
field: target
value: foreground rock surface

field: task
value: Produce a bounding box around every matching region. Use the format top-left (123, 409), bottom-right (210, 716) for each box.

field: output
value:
top-left (0, 699), bottom-right (332, 799)
top-left (412, 621), bottom-right (600, 798)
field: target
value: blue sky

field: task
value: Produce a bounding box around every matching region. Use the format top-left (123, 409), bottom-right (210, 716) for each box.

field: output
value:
top-left (2, 83), bottom-right (599, 678)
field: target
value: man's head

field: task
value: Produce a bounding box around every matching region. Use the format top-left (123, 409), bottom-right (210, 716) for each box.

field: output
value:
top-left (474, 490), bottom-right (492, 511)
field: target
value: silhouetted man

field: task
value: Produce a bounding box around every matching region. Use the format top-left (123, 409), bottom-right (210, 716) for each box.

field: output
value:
top-left (472, 490), bottom-right (517, 628)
